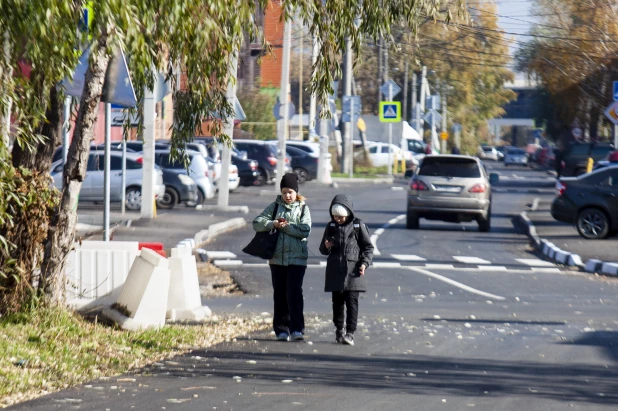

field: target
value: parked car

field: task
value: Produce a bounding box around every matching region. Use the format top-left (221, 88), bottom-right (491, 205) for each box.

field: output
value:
top-left (192, 136), bottom-right (222, 162)
top-left (156, 170), bottom-right (198, 210)
top-left (551, 165), bottom-right (618, 239)
top-left (231, 154), bottom-right (260, 186)
top-left (504, 147), bottom-right (529, 166)
top-left (407, 155), bottom-right (492, 232)
top-left (495, 146), bottom-right (509, 161)
top-left (286, 145), bottom-right (318, 183)
top-left (560, 142), bottom-right (615, 177)
top-left (233, 140), bottom-right (291, 185)
top-left (50, 151), bottom-right (165, 211)
top-left (477, 146), bottom-right (499, 161)
top-left (153, 150), bottom-right (215, 205)
top-left (366, 142), bottom-right (414, 168)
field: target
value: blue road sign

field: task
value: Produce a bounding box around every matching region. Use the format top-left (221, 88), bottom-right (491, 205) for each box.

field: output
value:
top-left (613, 81), bottom-right (618, 101)
top-left (379, 102), bottom-right (401, 123)
top-left (342, 96), bottom-right (361, 116)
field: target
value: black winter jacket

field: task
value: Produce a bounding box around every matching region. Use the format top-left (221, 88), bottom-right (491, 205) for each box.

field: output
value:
top-left (319, 194), bottom-right (374, 292)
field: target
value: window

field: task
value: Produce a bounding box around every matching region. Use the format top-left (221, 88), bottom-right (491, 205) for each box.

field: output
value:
top-left (381, 146), bottom-right (391, 154)
top-left (592, 146), bottom-right (613, 157)
top-left (569, 144), bottom-right (589, 156)
top-left (126, 159), bottom-right (142, 170)
top-left (508, 148), bottom-right (526, 155)
top-left (369, 146), bottom-right (378, 154)
top-left (156, 154), bottom-right (185, 169)
top-left (407, 140), bottom-right (424, 154)
top-left (419, 157), bottom-right (482, 178)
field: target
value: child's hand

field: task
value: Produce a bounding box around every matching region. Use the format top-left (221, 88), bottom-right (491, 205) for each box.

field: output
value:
top-left (359, 264), bottom-right (366, 276)
top-left (324, 240), bottom-right (332, 249)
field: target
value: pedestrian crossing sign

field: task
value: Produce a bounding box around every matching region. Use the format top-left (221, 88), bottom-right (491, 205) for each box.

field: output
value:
top-left (379, 102), bottom-right (401, 123)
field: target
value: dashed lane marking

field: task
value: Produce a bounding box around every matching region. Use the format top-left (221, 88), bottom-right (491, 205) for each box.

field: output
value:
top-left (516, 259), bottom-right (556, 267)
top-left (453, 256), bottom-right (492, 265)
top-left (392, 254), bottom-right (427, 262)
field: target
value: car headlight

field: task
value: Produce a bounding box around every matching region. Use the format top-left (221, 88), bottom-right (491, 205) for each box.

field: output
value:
top-left (178, 174), bottom-right (195, 185)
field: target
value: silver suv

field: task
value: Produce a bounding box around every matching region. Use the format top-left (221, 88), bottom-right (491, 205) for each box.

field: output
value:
top-left (407, 155), bottom-right (492, 232)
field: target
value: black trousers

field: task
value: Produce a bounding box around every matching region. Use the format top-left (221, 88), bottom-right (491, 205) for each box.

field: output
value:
top-left (270, 264), bottom-right (306, 335)
top-left (332, 291), bottom-right (360, 334)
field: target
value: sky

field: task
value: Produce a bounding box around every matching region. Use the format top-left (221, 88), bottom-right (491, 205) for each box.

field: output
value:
top-left (494, 0), bottom-right (539, 79)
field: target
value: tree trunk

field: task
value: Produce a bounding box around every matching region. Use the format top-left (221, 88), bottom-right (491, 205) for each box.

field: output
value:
top-left (40, 32), bottom-right (111, 301)
top-left (12, 86), bottom-right (63, 173)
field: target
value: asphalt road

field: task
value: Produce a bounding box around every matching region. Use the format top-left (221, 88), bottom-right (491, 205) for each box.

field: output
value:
top-left (12, 163), bottom-right (618, 411)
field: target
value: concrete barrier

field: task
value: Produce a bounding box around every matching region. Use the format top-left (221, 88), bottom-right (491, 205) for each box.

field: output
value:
top-left (601, 262), bottom-right (618, 276)
top-left (166, 247), bottom-right (211, 321)
top-left (104, 248), bottom-right (171, 330)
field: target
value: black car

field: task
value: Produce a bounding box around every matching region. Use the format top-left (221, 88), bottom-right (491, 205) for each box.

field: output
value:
top-left (156, 170), bottom-right (198, 209)
top-left (233, 140), bottom-right (286, 185)
top-left (231, 154), bottom-right (260, 186)
top-left (551, 166), bottom-right (618, 239)
top-left (560, 142), bottom-right (614, 177)
top-left (286, 145), bottom-right (318, 183)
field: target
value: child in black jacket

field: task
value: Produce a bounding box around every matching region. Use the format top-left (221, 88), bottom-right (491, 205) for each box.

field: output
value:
top-left (319, 194), bottom-right (374, 345)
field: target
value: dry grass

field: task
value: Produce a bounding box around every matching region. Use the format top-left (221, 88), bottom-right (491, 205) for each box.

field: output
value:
top-left (197, 262), bottom-right (243, 297)
top-left (0, 307), bottom-right (267, 408)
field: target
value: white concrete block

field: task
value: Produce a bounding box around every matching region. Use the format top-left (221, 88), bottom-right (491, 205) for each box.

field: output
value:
top-left (585, 259), bottom-right (602, 273)
top-left (567, 254), bottom-right (583, 267)
top-left (167, 247), bottom-right (211, 321)
top-left (555, 250), bottom-right (570, 264)
top-left (114, 248), bottom-right (171, 330)
top-left (601, 263), bottom-right (618, 276)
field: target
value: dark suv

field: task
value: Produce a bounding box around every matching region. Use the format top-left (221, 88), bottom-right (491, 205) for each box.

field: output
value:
top-left (560, 142), bottom-right (615, 176)
top-left (233, 140), bottom-right (290, 185)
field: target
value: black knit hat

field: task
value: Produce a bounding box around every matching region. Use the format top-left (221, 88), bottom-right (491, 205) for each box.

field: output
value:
top-left (280, 173), bottom-right (299, 193)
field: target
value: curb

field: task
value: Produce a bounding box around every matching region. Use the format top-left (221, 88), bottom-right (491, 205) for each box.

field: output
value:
top-left (517, 207), bottom-right (616, 276)
top-left (331, 177), bottom-right (395, 184)
top-left (196, 205), bottom-right (249, 214)
top-left (175, 217), bottom-right (247, 250)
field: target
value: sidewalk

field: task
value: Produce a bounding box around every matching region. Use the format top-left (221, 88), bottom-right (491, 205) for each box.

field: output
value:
top-left (526, 198), bottom-right (618, 265)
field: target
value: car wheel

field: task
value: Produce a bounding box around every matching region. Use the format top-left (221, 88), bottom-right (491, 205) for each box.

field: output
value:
top-left (256, 168), bottom-right (268, 186)
top-left (576, 208), bottom-right (609, 239)
top-left (294, 167), bottom-right (309, 184)
top-left (406, 210), bottom-right (419, 229)
top-left (185, 188), bottom-right (205, 207)
top-left (156, 187), bottom-right (178, 210)
top-left (125, 187), bottom-right (142, 211)
top-left (477, 208), bottom-right (491, 232)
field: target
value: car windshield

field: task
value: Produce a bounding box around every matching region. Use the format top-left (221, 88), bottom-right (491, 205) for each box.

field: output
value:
top-left (508, 148), bottom-right (526, 155)
top-left (419, 157), bottom-right (481, 178)
top-left (482, 147), bottom-right (494, 152)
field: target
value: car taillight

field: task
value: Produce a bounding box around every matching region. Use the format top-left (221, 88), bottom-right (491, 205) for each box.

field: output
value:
top-left (410, 179), bottom-right (429, 191)
top-left (285, 158), bottom-right (290, 164)
top-left (250, 161), bottom-right (257, 171)
top-left (268, 156), bottom-right (277, 166)
top-left (468, 183), bottom-right (486, 193)
top-left (556, 181), bottom-right (567, 196)
top-left (561, 161), bottom-right (565, 168)
top-left (135, 157), bottom-right (143, 164)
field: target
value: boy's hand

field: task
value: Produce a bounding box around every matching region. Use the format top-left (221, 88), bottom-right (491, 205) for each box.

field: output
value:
top-left (359, 264), bottom-right (366, 276)
top-left (324, 239), bottom-right (332, 249)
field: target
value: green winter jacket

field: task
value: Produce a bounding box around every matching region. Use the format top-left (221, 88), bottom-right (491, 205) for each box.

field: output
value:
top-left (253, 196), bottom-right (312, 266)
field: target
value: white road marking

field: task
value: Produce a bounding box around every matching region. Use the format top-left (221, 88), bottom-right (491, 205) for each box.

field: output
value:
top-left (371, 214), bottom-right (406, 257)
top-left (392, 254), bottom-right (427, 261)
top-left (406, 266), bottom-right (506, 301)
top-left (478, 266), bottom-right (508, 271)
top-left (391, 186), bottom-right (405, 191)
top-left (370, 235), bottom-right (381, 256)
top-left (374, 228), bottom-right (385, 236)
top-left (214, 260), bottom-right (244, 267)
top-left (205, 251), bottom-right (237, 260)
top-left (319, 261), bottom-right (327, 266)
top-left (516, 259), bottom-right (555, 267)
top-left (425, 264), bottom-right (455, 269)
top-left (453, 256), bottom-right (492, 265)
top-left (533, 268), bottom-right (562, 273)
top-left (372, 262), bottom-right (402, 268)
top-left (388, 218), bottom-right (399, 225)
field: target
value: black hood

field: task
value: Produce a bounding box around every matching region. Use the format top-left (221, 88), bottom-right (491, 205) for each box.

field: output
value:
top-left (329, 194), bottom-right (355, 221)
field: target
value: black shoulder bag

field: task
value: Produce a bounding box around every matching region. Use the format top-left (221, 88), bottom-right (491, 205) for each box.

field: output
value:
top-left (242, 203), bottom-right (280, 259)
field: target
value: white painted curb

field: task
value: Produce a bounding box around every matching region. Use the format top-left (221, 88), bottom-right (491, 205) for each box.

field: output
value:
top-left (601, 263), bottom-right (618, 276)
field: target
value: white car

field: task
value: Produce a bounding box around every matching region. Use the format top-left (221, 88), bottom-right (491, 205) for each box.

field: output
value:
top-left (154, 150), bottom-right (216, 205)
top-left (366, 142), bottom-right (414, 167)
top-left (477, 146), bottom-right (499, 161)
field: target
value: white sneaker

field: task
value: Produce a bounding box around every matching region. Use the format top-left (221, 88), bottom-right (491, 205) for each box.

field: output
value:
top-left (276, 332), bottom-right (290, 341)
top-left (342, 333), bottom-right (354, 346)
top-left (291, 331), bottom-right (304, 341)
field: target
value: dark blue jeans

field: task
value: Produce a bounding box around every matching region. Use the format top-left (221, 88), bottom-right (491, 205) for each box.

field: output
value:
top-left (270, 264), bottom-right (306, 335)
top-left (332, 291), bottom-right (359, 334)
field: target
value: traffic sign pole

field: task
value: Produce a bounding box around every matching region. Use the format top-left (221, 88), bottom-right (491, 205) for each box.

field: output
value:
top-left (388, 83), bottom-right (393, 176)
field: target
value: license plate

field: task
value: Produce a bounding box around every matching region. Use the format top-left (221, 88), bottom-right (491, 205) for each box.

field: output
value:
top-left (434, 185), bottom-right (461, 193)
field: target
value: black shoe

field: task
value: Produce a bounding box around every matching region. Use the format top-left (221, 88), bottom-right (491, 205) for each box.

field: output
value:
top-left (342, 333), bottom-right (354, 346)
top-left (336, 329), bottom-right (344, 343)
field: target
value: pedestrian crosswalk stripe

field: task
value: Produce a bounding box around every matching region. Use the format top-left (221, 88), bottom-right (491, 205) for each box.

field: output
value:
top-left (478, 266), bottom-right (507, 271)
top-left (392, 254), bottom-right (427, 261)
top-left (454, 256), bottom-right (492, 265)
top-left (213, 260), bottom-right (243, 267)
top-left (516, 259), bottom-right (555, 267)
top-left (373, 262), bottom-right (402, 268)
top-left (425, 264), bottom-right (455, 269)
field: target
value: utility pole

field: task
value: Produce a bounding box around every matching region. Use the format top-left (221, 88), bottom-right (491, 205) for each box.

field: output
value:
top-left (377, 38), bottom-right (383, 108)
top-left (218, 46), bottom-right (238, 207)
top-left (417, 66), bottom-right (427, 136)
top-left (411, 73), bottom-right (417, 130)
top-left (141, 78), bottom-right (156, 219)
top-left (309, 36), bottom-right (318, 139)
top-left (441, 94), bottom-right (447, 155)
top-left (342, 37), bottom-right (352, 174)
top-left (298, 28), bottom-right (303, 140)
top-left (62, 97), bottom-right (71, 166)
top-left (276, 19), bottom-right (292, 190)
top-left (103, 103), bottom-right (111, 241)
top-left (403, 61), bottom-right (409, 122)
